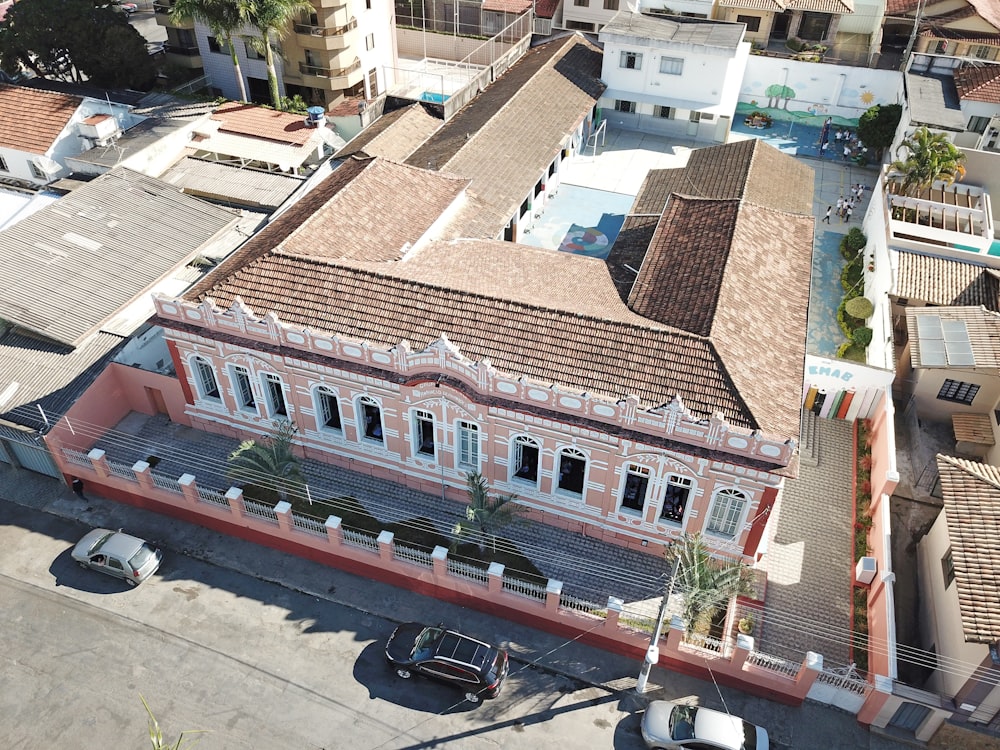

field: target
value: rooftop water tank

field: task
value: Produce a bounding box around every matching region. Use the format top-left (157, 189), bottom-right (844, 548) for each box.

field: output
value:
top-left (304, 106), bottom-right (326, 128)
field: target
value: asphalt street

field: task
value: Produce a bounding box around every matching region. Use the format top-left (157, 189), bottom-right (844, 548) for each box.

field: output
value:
top-left (0, 465), bottom-right (917, 749)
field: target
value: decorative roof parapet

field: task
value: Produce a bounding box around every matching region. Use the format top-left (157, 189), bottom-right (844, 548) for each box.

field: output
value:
top-left (154, 295), bottom-right (797, 468)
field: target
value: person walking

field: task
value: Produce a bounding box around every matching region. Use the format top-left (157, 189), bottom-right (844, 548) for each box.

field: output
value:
top-left (845, 205), bottom-right (853, 223)
top-left (820, 141), bottom-right (828, 158)
top-left (836, 196), bottom-right (844, 214)
top-left (822, 206), bottom-right (832, 223)
top-left (71, 476), bottom-right (87, 500)
top-left (843, 144), bottom-right (851, 161)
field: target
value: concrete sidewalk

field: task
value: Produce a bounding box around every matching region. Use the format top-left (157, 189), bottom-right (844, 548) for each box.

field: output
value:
top-left (1, 462), bottom-right (912, 749)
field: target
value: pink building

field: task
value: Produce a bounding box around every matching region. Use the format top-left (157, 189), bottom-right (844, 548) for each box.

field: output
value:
top-left (153, 135), bottom-right (815, 562)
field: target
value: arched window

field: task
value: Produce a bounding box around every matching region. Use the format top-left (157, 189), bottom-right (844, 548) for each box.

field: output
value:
top-left (412, 409), bottom-right (435, 456)
top-left (706, 488), bottom-right (748, 538)
top-left (660, 475), bottom-right (693, 524)
top-left (229, 365), bottom-right (256, 412)
top-left (192, 356), bottom-right (220, 401)
top-left (556, 447), bottom-right (586, 495)
top-left (456, 420), bottom-right (480, 469)
top-left (510, 435), bottom-right (540, 483)
top-left (259, 372), bottom-right (287, 417)
top-left (358, 395), bottom-right (384, 444)
top-left (314, 386), bottom-right (342, 432)
top-left (621, 464), bottom-right (650, 514)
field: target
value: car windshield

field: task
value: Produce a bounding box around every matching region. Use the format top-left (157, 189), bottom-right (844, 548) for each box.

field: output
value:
top-left (90, 532), bottom-right (113, 554)
top-left (410, 627), bottom-right (443, 658)
top-left (669, 705), bottom-right (697, 741)
top-left (128, 544), bottom-right (157, 570)
top-left (743, 721), bottom-right (759, 750)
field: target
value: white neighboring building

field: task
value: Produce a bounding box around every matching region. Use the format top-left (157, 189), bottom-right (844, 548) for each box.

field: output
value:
top-left (598, 9), bottom-right (749, 141)
top-left (0, 84), bottom-right (141, 188)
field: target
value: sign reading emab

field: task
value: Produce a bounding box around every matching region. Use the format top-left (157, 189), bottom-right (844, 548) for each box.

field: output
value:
top-left (804, 356), bottom-right (895, 390)
top-left (808, 364), bottom-right (854, 382)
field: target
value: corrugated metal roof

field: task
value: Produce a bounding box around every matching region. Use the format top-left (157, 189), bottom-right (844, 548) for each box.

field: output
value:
top-left (192, 130), bottom-right (321, 168)
top-left (600, 10), bottom-right (747, 48)
top-left (160, 157), bottom-right (304, 210)
top-left (905, 72), bottom-right (967, 131)
top-left (0, 328), bottom-right (125, 431)
top-left (0, 168), bottom-right (239, 347)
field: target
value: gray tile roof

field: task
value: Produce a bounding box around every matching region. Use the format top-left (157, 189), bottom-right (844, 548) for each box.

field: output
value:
top-left (68, 118), bottom-right (192, 170)
top-left (895, 251), bottom-right (1000, 310)
top-left (0, 167), bottom-right (239, 347)
top-left (334, 103), bottom-right (442, 161)
top-left (600, 10), bottom-right (746, 49)
top-left (160, 157), bottom-right (303, 211)
top-left (936, 455), bottom-right (1000, 643)
top-left (905, 72), bottom-right (967, 131)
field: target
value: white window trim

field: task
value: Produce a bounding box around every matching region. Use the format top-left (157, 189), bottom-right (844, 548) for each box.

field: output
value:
top-left (312, 385), bottom-right (343, 433)
top-left (510, 435), bottom-right (541, 487)
top-left (357, 395), bottom-right (385, 445)
top-left (228, 364), bottom-right (258, 414)
top-left (259, 372), bottom-right (289, 419)
top-left (705, 487), bottom-right (749, 539)
top-left (659, 474), bottom-right (693, 525)
top-left (659, 56), bottom-right (683, 75)
top-left (555, 446), bottom-right (588, 499)
top-left (191, 355), bottom-right (221, 402)
top-left (411, 408), bottom-right (436, 458)
top-left (456, 420), bottom-right (481, 471)
top-left (619, 463), bottom-right (651, 515)
top-left (619, 50), bottom-right (643, 70)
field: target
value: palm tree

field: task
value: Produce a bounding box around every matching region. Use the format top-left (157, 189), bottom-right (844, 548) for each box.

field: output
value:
top-left (889, 126), bottom-right (967, 197)
top-left (171, 0), bottom-right (251, 102)
top-left (666, 533), bottom-right (754, 635)
top-left (247, 0), bottom-right (311, 109)
top-left (226, 419), bottom-right (305, 503)
top-left (453, 471), bottom-right (529, 553)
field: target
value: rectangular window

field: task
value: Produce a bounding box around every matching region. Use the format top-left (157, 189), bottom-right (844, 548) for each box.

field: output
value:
top-left (937, 379), bottom-right (980, 405)
top-left (932, 40), bottom-right (948, 54)
top-left (260, 373), bottom-right (287, 416)
top-left (512, 438), bottom-right (539, 483)
top-left (29, 162), bottom-right (45, 180)
top-left (603, 0), bottom-right (619, 9)
top-left (973, 45), bottom-right (992, 59)
top-left (457, 421), bottom-right (479, 468)
top-left (207, 36), bottom-right (221, 53)
top-left (245, 41), bottom-right (261, 60)
top-left (942, 547), bottom-right (955, 587)
top-left (614, 99), bottom-right (636, 113)
top-left (0, 156), bottom-right (7, 172)
top-left (619, 51), bottom-right (642, 70)
top-left (413, 410), bottom-right (435, 456)
top-left (361, 400), bottom-right (383, 442)
top-left (316, 389), bottom-right (342, 430)
top-left (968, 115), bottom-right (990, 134)
top-left (736, 14), bottom-right (760, 32)
top-left (661, 476), bottom-right (692, 523)
top-left (707, 489), bottom-right (746, 538)
top-left (195, 359), bottom-right (220, 399)
top-left (231, 366), bottom-right (255, 410)
top-left (368, 68), bottom-right (378, 98)
top-left (701, 113), bottom-right (715, 121)
top-left (557, 450), bottom-right (586, 495)
top-left (689, 111), bottom-right (702, 123)
top-left (659, 56), bottom-right (683, 75)
top-left (654, 105), bottom-right (674, 119)
top-left (573, 0), bottom-right (587, 7)
top-left (365, 32), bottom-right (375, 50)
top-left (621, 466), bottom-right (649, 513)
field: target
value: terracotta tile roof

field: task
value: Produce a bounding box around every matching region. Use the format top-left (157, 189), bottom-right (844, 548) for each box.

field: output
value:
top-left (336, 103), bottom-right (442, 161)
top-left (969, 0), bottom-right (1000, 30)
top-left (718, 0), bottom-right (853, 12)
top-left (483, 0), bottom-right (532, 12)
top-left (211, 102), bottom-right (315, 146)
top-left (885, 0), bottom-right (919, 13)
top-left (328, 96), bottom-right (365, 117)
top-left (0, 84), bottom-right (82, 154)
top-left (936, 455), bottom-right (1000, 643)
top-left (894, 251), bottom-right (1000, 309)
top-left (534, 0), bottom-right (560, 17)
top-left (907, 306), bottom-right (1000, 368)
top-left (954, 63), bottom-right (1000, 103)
top-left (952, 413), bottom-right (995, 445)
top-left (280, 159), bottom-right (468, 262)
top-left (407, 35), bottom-right (605, 238)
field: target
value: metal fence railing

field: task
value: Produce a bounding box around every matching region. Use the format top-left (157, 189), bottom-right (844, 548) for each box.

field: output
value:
top-left (151, 472), bottom-right (182, 494)
top-left (243, 498), bottom-right (278, 523)
top-left (292, 512), bottom-right (327, 537)
top-left (446, 557), bottom-right (488, 584)
top-left (501, 575), bottom-right (546, 602)
top-left (342, 527), bottom-right (379, 552)
top-left (393, 542), bottom-right (433, 568)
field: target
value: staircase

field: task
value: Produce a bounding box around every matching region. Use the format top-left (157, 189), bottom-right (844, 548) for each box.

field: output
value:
top-left (799, 410), bottom-right (820, 467)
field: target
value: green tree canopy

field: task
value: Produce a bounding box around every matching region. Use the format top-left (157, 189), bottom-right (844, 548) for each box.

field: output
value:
top-left (247, 0), bottom-right (311, 109)
top-left (453, 471), bottom-right (529, 553)
top-left (171, 0), bottom-right (251, 101)
top-left (890, 126), bottom-right (967, 197)
top-left (0, 0), bottom-right (155, 90)
top-left (856, 103), bottom-right (902, 159)
top-left (666, 533), bottom-right (755, 635)
top-left (227, 419), bottom-right (305, 503)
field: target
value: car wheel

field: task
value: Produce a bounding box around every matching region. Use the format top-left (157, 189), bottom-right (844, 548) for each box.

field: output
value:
top-left (77, 561), bottom-right (88, 570)
top-left (126, 577), bottom-right (138, 588)
top-left (395, 668), bottom-right (412, 679)
top-left (464, 691), bottom-right (480, 704)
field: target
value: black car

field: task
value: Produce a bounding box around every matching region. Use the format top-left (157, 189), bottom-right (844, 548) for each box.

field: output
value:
top-left (385, 623), bottom-right (509, 703)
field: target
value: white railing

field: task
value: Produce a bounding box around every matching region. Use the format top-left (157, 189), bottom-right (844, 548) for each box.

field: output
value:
top-left (816, 664), bottom-right (870, 695)
top-left (243, 498), bottom-right (278, 523)
top-left (618, 607), bottom-right (657, 635)
top-left (501, 575), bottom-right (547, 602)
top-left (681, 632), bottom-right (731, 658)
top-left (107, 459), bottom-right (136, 481)
top-left (199, 487), bottom-right (229, 507)
top-left (447, 557), bottom-right (489, 584)
top-left (151, 472), bottom-right (182, 494)
top-left (292, 512), bottom-right (327, 537)
top-left (558, 592), bottom-right (606, 619)
top-left (342, 526), bottom-right (379, 552)
top-left (62, 448), bottom-right (92, 467)
top-left (746, 649), bottom-right (801, 679)
top-left (393, 542), bottom-right (433, 568)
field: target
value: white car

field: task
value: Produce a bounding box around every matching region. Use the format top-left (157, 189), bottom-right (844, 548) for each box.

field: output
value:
top-left (71, 528), bottom-right (162, 587)
top-left (641, 701), bottom-right (769, 750)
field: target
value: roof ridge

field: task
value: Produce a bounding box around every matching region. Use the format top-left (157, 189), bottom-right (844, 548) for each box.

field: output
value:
top-left (939, 453), bottom-right (1000, 491)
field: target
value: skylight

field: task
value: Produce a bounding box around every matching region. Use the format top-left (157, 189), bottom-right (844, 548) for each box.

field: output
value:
top-left (917, 315), bottom-right (975, 367)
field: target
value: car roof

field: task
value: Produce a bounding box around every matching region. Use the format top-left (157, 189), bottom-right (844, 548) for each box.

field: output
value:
top-left (435, 631), bottom-right (493, 668)
top-left (100, 531), bottom-right (147, 558)
top-left (692, 706), bottom-right (747, 749)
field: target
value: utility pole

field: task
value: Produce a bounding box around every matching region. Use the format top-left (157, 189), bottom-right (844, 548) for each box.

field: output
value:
top-left (636, 559), bottom-right (679, 694)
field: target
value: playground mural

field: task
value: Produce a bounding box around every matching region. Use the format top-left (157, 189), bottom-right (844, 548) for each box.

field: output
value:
top-left (737, 56), bottom-right (903, 128)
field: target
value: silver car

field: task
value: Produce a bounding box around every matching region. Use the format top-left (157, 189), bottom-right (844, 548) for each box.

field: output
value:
top-left (71, 528), bottom-right (162, 587)
top-left (641, 701), bottom-right (768, 750)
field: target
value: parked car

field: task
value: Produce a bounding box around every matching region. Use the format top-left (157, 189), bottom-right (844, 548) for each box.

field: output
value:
top-left (641, 701), bottom-right (769, 750)
top-left (117, 1), bottom-right (138, 14)
top-left (385, 623), bottom-right (508, 703)
top-left (71, 528), bottom-right (162, 587)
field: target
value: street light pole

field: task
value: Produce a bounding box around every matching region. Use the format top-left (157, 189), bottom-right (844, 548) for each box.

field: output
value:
top-left (636, 559), bottom-right (680, 694)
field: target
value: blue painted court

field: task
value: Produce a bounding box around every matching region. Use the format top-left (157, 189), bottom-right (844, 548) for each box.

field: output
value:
top-left (521, 184), bottom-right (634, 259)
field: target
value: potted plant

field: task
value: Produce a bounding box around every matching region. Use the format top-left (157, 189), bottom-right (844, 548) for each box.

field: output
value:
top-left (738, 613), bottom-right (755, 635)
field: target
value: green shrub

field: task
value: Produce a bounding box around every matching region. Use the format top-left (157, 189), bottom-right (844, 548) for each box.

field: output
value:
top-left (839, 228), bottom-right (867, 259)
top-left (837, 342), bottom-right (867, 362)
top-left (852, 326), bottom-right (873, 347)
top-left (384, 517), bottom-right (449, 551)
top-left (320, 495), bottom-right (381, 534)
top-left (452, 539), bottom-right (546, 584)
top-left (242, 483), bottom-right (281, 505)
top-left (841, 254), bottom-right (863, 292)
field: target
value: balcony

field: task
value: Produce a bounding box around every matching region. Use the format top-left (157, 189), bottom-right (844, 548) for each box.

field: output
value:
top-left (293, 18), bottom-right (357, 51)
top-left (297, 57), bottom-right (362, 88)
